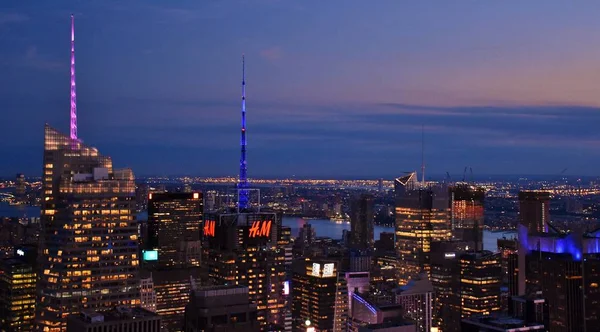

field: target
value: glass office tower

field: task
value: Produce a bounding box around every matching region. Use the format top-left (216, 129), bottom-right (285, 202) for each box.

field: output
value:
top-left (37, 125), bottom-right (139, 331)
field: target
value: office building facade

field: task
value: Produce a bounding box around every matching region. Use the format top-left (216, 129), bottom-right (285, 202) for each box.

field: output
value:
top-left (147, 192), bottom-right (203, 268)
top-left (0, 258), bottom-right (36, 331)
top-left (184, 285), bottom-right (259, 332)
top-left (292, 260), bottom-right (348, 332)
top-left (449, 184), bottom-right (484, 251)
top-left (350, 194), bottom-right (374, 250)
top-left (66, 307), bottom-right (161, 332)
top-left (203, 212), bottom-right (287, 329)
top-left (395, 172), bottom-right (451, 285)
top-left (144, 191), bottom-right (203, 331)
top-left (37, 125), bottom-right (139, 331)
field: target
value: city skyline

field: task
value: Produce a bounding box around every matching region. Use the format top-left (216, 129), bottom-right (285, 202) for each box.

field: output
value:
top-left (3, 1), bottom-right (600, 177)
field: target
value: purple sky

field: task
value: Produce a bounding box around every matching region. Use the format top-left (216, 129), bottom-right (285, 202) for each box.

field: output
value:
top-left (2, 1), bottom-right (600, 178)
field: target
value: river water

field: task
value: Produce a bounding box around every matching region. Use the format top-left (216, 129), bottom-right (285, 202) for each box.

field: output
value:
top-left (281, 216), bottom-right (515, 252)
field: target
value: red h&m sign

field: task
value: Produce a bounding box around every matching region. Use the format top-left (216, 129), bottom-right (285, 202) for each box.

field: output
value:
top-left (248, 220), bottom-right (272, 238)
top-left (203, 220), bottom-right (216, 237)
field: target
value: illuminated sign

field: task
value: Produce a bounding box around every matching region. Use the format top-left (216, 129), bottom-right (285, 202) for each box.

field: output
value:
top-left (248, 219), bottom-right (272, 238)
top-left (312, 263), bottom-right (321, 277)
top-left (322, 263), bottom-right (335, 277)
top-left (193, 192), bottom-right (199, 199)
top-left (283, 281), bottom-right (290, 295)
top-left (143, 250), bottom-right (158, 261)
top-left (444, 252), bottom-right (456, 259)
top-left (148, 193), bottom-right (152, 200)
top-left (203, 220), bottom-right (216, 237)
top-left (16, 249), bottom-right (25, 256)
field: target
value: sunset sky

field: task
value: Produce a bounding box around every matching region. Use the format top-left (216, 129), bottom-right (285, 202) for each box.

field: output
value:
top-left (2, 1), bottom-right (600, 178)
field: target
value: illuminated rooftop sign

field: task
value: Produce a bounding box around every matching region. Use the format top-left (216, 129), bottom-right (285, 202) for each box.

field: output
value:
top-left (248, 219), bottom-right (272, 238)
top-left (204, 220), bottom-right (216, 237)
top-left (142, 250), bottom-right (158, 261)
top-left (322, 263), bottom-right (334, 277)
top-left (312, 263), bottom-right (321, 277)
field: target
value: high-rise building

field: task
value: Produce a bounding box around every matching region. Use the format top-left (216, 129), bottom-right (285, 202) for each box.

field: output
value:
top-left (430, 244), bottom-right (502, 332)
top-left (292, 260), bottom-right (348, 332)
top-left (430, 241), bottom-right (464, 331)
top-left (449, 184), bottom-right (484, 251)
top-left (518, 191), bottom-right (550, 234)
top-left (395, 172), bottom-right (451, 285)
top-left (459, 251), bottom-right (502, 317)
top-left (203, 212), bottom-right (287, 329)
top-left (37, 125), bottom-right (139, 331)
top-left (0, 258), bottom-right (36, 331)
top-left (147, 192), bottom-right (203, 267)
top-left (183, 285), bottom-right (259, 332)
top-left (497, 237), bottom-right (518, 310)
top-left (144, 192), bottom-right (203, 331)
top-left (139, 274), bottom-right (156, 313)
top-left (350, 194), bottom-right (374, 250)
top-left (393, 272), bottom-right (434, 332)
top-left (519, 228), bottom-right (600, 331)
top-left (15, 173), bottom-right (26, 199)
top-left (66, 307), bottom-right (161, 332)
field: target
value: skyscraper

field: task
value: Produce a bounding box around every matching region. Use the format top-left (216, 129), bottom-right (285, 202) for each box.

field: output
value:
top-left (0, 258), bottom-right (36, 331)
top-left (393, 272), bottom-right (434, 332)
top-left (144, 192), bottom-right (203, 331)
top-left (147, 192), bottom-right (202, 268)
top-left (459, 251), bottom-right (502, 318)
top-left (519, 226), bottom-right (600, 331)
top-left (203, 212), bottom-right (287, 329)
top-left (292, 260), bottom-right (348, 332)
top-left (518, 191), bottom-right (550, 234)
top-left (201, 57), bottom-right (287, 330)
top-left (449, 184), bottom-right (484, 251)
top-left (395, 172), bottom-right (451, 285)
top-left (15, 173), bottom-right (26, 199)
top-left (37, 125), bottom-right (140, 331)
top-left (350, 194), bottom-right (374, 250)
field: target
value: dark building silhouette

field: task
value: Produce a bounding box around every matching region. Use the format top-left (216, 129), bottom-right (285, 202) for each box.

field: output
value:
top-left (497, 238), bottom-right (518, 308)
top-left (15, 173), bottom-right (26, 199)
top-left (518, 191), bottom-right (550, 234)
top-left (144, 192), bottom-right (203, 331)
top-left (66, 307), bottom-right (161, 332)
top-left (147, 192), bottom-right (203, 268)
top-left (184, 285), bottom-right (259, 332)
top-left (350, 194), bottom-right (374, 250)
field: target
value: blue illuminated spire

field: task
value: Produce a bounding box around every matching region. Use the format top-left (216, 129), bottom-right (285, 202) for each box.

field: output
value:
top-left (238, 55), bottom-right (249, 210)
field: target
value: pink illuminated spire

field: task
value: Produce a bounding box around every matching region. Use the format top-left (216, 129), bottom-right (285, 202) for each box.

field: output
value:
top-left (70, 14), bottom-right (77, 141)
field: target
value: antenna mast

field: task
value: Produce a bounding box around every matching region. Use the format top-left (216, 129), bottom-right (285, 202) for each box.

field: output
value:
top-left (70, 14), bottom-right (77, 141)
top-left (238, 55), bottom-right (249, 210)
top-left (421, 124), bottom-right (425, 184)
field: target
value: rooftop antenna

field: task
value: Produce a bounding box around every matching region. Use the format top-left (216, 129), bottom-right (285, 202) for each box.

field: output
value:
top-left (421, 124), bottom-right (425, 184)
top-left (70, 14), bottom-right (77, 141)
top-left (238, 54), bottom-right (249, 210)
